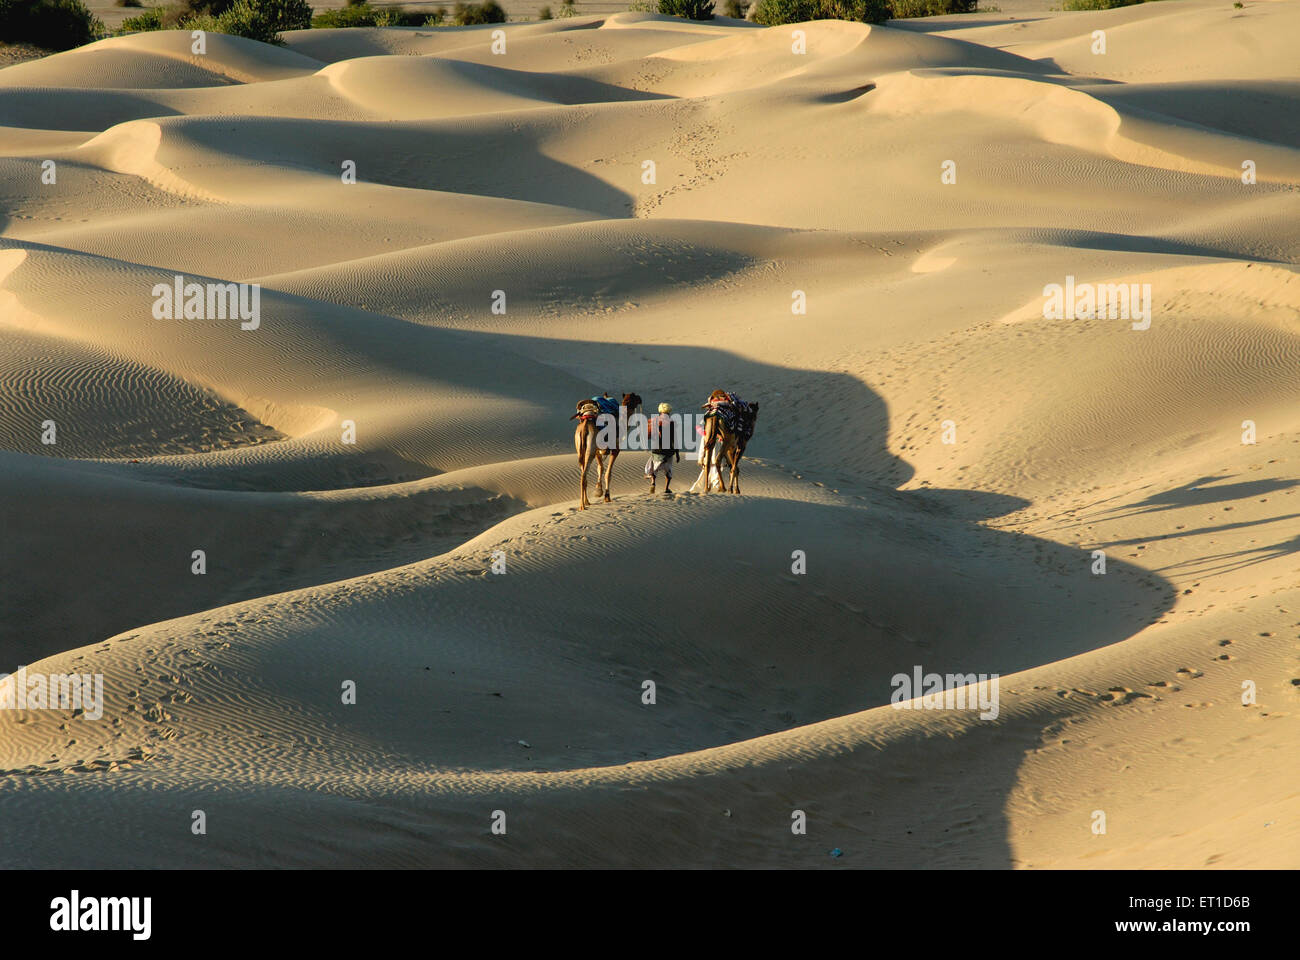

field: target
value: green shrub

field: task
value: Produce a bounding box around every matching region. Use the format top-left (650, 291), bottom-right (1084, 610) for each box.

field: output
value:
top-left (451, 0), bottom-right (505, 23)
top-left (115, 0), bottom-right (143, 7)
top-left (842, 0), bottom-right (891, 17)
top-left (537, 3), bottom-right (551, 16)
top-left (555, 0), bottom-right (575, 15)
top-left (312, 1), bottom-right (376, 24)
top-left (385, 5), bottom-right (428, 24)
top-left (120, 5), bottom-right (163, 28)
top-left (116, 0), bottom-right (308, 35)
top-left (182, 10), bottom-right (230, 34)
top-left (1060, 0), bottom-right (1141, 8)
top-left (182, 0), bottom-right (306, 41)
top-left (258, 0), bottom-right (311, 28)
top-left (313, 1), bottom-right (430, 25)
top-left (156, 0), bottom-right (236, 28)
top-left (659, 0), bottom-right (714, 18)
top-left (721, 0), bottom-right (748, 15)
top-left (750, 0), bottom-right (888, 23)
top-left (389, 5), bottom-right (430, 22)
top-left (187, 0), bottom-right (282, 41)
top-left (888, 0), bottom-right (973, 14)
top-left (750, 0), bottom-right (974, 20)
top-left (0, 0), bottom-right (106, 49)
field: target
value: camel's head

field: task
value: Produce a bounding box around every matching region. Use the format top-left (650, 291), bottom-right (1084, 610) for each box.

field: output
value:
top-left (622, 392), bottom-right (643, 413)
top-left (703, 388), bottom-right (729, 408)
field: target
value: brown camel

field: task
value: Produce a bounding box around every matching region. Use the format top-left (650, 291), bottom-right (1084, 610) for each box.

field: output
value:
top-left (571, 392), bottom-right (642, 509)
top-left (699, 389), bottom-right (759, 494)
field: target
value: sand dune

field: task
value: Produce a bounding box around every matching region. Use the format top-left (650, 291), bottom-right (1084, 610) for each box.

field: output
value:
top-left (1, 0), bottom-right (1297, 868)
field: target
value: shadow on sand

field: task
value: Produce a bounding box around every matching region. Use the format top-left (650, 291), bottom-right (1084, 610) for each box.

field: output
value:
top-left (0, 319), bottom-right (1180, 868)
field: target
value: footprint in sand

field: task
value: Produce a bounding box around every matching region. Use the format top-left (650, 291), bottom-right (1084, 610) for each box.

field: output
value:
top-left (1057, 686), bottom-right (1153, 705)
top-left (1097, 686), bottom-right (1155, 705)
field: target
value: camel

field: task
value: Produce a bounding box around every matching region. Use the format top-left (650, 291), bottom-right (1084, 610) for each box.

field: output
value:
top-left (572, 392), bottom-right (642, 509)
top-left (699, 389), bottom-right (759, 494)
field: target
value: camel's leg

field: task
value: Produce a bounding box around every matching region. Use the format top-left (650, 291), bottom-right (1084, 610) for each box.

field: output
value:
top-left (700, 421), bottom-right (718, 495)
top-left (577, 425), bottom-right (591, 510)
top-left (709, 429), bottom-right (732, 493)
top-left (727, 445), bottom-right (741, 493)
top-left (602, 449), bottom-right (618, 502)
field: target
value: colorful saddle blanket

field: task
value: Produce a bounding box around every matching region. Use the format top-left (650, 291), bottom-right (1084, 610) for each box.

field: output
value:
top-left (705, 392), bottom-right (756, 442)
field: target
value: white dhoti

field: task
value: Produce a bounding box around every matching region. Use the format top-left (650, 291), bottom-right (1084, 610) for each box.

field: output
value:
top-left (645, 454), bottom-right (673, 481)
top-left (688, 447), bottom-right (725, 493)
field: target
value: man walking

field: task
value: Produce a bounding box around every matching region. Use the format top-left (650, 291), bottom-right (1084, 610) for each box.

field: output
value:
top-left (645, 402), bottom-right (681, 496)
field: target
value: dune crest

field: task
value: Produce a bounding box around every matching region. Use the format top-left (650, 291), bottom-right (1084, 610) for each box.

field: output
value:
top-left (80, 120), bottom-right (227, 200)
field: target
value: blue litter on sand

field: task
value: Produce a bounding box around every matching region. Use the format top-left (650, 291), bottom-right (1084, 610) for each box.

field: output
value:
top-left (830, 848), bottom-right (843, 858)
